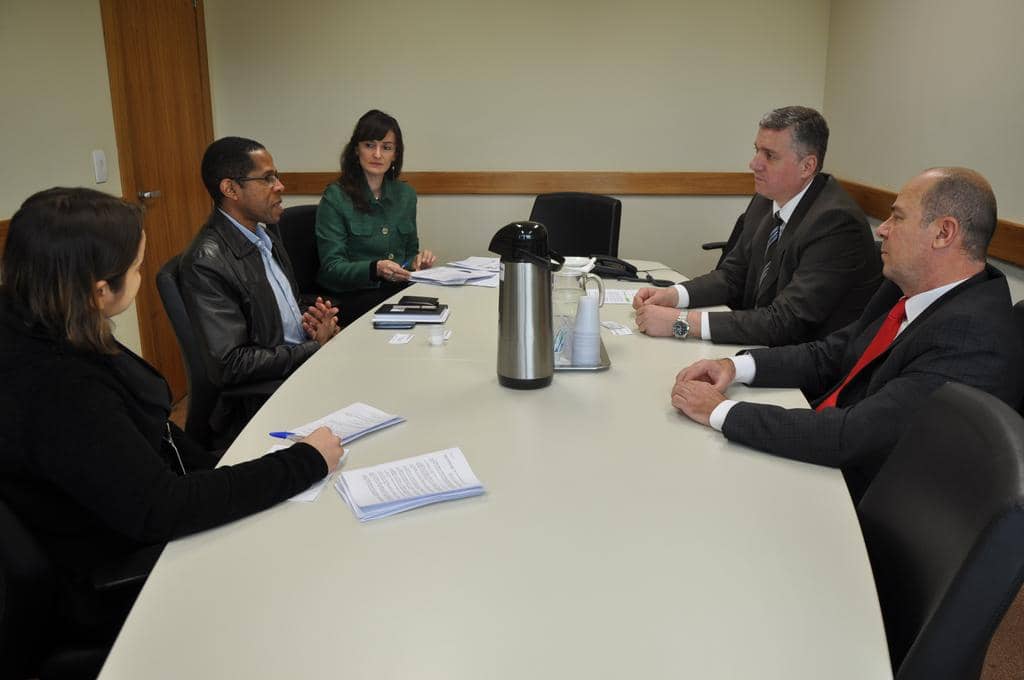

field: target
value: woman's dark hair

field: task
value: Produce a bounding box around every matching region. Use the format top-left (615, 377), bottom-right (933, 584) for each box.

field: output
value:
top-left (336, 109), bottom-right (404, 213)
top-left (1, 187), bottom-right (143, 353)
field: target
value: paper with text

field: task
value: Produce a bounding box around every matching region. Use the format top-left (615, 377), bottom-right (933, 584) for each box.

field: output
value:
top-left (288, 402), bottom-right (405, 443)
top-left (335, 447), bottom-right (484, 521)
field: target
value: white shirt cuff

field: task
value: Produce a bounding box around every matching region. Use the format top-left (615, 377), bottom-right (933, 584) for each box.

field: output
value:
top-left (700, 311), bottom-right (711, 340)
top-left (673, 284), bottom-right (689, 308)
top-left (728, 355), bottom-right (757, 384)
top-left (709, 400), bottom-right (738, 431)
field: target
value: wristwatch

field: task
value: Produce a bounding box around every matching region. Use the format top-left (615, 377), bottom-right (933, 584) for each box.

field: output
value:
top-left (672, 312), bottom-right (689, 339)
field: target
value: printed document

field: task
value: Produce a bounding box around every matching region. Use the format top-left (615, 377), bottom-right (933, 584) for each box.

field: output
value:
top-left (335, 447), bottom-right (484, 521)
top-left (288, 402), bottom-right (405, 443)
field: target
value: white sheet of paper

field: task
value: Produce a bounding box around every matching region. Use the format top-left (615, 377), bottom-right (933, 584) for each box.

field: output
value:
top-left (341, 448), bottom-right (482, 508)
top-left (265, 444), bottom-right (347, 503)
top-left (448, 256), bottom-right (500, 272)
top-left (601, 321), bottom-right (634, 335)
top-left (590, 288), bottom-right (637, 304)
top-left (288, 402), bottom-right (404, 442)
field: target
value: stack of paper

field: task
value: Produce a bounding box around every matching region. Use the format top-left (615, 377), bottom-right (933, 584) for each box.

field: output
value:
top-left (335, 447), bottom-right (485, 522)
top-left (448, 256), bottom-right (500, 273)
top-left (447, 256), bottom-right (500, 287)
top-left (410, 266), bottom-right (495, 286)
top-left (288, 402), bottom-right (405, 443)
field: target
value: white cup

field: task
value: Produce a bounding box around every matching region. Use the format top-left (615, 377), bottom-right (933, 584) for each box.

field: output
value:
top-left (574, 295), bottom-right (600, 335)
top-left (428, 325), bottom-right (446, 346)
top-left (572, 296), bottom-right (601, 366)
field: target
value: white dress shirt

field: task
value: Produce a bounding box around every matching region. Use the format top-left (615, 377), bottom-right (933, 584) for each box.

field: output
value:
top-left (707, 277), bottom-right (970, 430)
top-left (674, 178), bottom-right (815, 340)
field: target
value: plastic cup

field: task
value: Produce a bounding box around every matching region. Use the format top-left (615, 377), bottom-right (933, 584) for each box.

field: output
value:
top-left (428, 325), bottom-right (446, 346)
top-left (574, 295), bottom-right (600, 335)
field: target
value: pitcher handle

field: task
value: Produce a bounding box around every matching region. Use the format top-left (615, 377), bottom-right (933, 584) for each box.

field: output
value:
top-left (583, 273), bottom-right (605, 307)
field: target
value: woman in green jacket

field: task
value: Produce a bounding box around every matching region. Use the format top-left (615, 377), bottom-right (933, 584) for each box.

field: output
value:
top-left (315, 109), bottom-right (436, 324)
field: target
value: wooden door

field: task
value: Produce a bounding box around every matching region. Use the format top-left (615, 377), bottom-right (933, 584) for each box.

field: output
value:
top-left (100, 0), bottom-right (214, 400)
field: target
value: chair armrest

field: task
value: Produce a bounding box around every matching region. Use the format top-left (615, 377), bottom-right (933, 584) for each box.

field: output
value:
top-left (92, 544), bottom-right (164, 593)
top-left (701, 240), bottom-right (728, 251)
top-left (221, 379), bottom-right (283, 399)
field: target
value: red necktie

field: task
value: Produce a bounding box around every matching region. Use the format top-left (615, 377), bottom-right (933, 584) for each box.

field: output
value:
top-left (816, 297), bottom-right (908, 411)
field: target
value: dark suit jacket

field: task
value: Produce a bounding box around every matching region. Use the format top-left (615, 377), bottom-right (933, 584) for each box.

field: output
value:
top-left (684, 174), bottom-right (881, 346)
top-left (723, 266), bottom-right (1024, 499)
top-left (180, 210), bottom-right (319, 390)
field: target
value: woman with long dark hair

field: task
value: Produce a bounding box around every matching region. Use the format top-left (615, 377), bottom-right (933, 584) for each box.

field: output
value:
top-left (315, 109), bottom-right (436, 323)
top-left (0, 187), bottom-right (343, 652)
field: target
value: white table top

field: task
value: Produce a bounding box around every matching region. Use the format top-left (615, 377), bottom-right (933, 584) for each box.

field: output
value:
top-left (100, 261), bottom-right (892, 679)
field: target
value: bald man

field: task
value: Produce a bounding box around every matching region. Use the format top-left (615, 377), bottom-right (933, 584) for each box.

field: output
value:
top-left (671, 167), bottom-right (1024, 499)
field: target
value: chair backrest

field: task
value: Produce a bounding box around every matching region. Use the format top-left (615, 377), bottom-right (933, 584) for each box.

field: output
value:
top-left (857, 382), bottom-right (1024, 680)
top-left (528, 192), bottom-right (621, 257)
top-left (276, 204), bottom-right (321, 298)
top-left (155, 255), bottom-right (218, 448)
top-left (0, 496), bottom-right (56, 677)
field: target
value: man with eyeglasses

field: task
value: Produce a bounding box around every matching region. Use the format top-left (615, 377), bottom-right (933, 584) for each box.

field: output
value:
top-left (180, 136), bottom-right (340, 444)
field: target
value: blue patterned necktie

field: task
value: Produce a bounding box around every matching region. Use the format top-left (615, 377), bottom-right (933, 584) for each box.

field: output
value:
top-left (757, 212), bottom-right (784, 297)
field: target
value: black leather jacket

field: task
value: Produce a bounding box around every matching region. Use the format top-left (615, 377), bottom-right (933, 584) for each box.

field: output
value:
top-left (180, 210), bottom-right (318, 388)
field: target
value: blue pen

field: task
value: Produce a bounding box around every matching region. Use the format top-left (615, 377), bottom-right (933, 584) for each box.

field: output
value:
top-left (400, 257), bottom-right (412, 269)
top-left (269, 431), bottom-right (303, 442)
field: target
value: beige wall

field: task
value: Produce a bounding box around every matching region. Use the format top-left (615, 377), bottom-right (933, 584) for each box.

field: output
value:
top-left (0, 0), bottom-right (142, 353)
top-left (6, 0), bottom-right (1022, 354)
top-left (824, 0), bottom-right (1024, 223)
top-left (205, 0), bottom-right (832, 276)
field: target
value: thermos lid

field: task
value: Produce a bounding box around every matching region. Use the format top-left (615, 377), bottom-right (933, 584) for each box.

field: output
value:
top-left (488, 221), bottom-right (564, 270)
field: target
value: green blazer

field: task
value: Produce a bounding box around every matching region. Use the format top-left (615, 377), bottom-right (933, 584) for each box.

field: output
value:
top-left (315, 178), bottom-right (419, 292)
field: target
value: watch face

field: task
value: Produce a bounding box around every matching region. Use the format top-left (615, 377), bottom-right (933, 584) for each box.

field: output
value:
top-left (673, 318), bottom-right (689, 339)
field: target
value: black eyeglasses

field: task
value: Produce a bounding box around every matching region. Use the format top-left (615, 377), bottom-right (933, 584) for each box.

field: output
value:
top-left (233, 172), bottom-right (281, 186)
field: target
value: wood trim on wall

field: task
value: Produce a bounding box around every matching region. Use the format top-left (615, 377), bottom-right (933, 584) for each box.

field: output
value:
top-left (838, 178), bottom-right (1024, 265)
top-left (280, 171), bottom-right (755, 197)
top-left (5, 173), bottom-right (1023, 266)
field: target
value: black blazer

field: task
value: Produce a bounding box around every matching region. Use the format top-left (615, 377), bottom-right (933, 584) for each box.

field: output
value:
top-left (0, 302), bottom-right (325, 639)
top-left (722, 266), bottom-right (1024, 499)
top-left (684, 174), bottom-right (881, 346)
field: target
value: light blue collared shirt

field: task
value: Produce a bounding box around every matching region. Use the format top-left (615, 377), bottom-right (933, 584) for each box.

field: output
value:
top-left (220, 210), bottom-right (305, 345)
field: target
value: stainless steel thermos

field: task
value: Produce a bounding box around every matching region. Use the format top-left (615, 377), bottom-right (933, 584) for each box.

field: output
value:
top-left (489, 222), bottom-right (565, 389)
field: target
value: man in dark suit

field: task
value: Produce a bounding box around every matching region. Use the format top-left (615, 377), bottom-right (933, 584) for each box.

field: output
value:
top-left (635, 106), bottom-right (881, 346)
top-left (180, 137), bottom-right (340, 442)
top-left (671, 167), bottom-right (1024, 500)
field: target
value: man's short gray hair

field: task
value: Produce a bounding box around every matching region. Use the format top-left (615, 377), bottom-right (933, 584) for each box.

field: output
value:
top-left (759, 106), bottom-right (829, 172)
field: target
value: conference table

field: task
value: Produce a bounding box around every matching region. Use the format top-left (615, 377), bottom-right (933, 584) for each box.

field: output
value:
top-left (100, 261), bottom-right (892, 679)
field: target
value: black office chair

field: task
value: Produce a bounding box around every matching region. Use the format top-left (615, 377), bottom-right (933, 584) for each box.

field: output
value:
top-left (0, 496), bottom-right (157, 679)
top-left (528, 192), bottom-right (621, 257)
top-left (701, 213), bottom-right (745, 269)
top-left (1013, 299), bottom-right (1024, 347)
top-left (857, 382), bottom-right (1024, 680)
top-left (156, 256), bottom-right (280, 450)
top-left (274, 204), bottom-right (325, 307)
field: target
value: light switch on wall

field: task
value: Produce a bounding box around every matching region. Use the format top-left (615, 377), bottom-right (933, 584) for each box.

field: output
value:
top-left (92, 149), bottom-right (108, 184)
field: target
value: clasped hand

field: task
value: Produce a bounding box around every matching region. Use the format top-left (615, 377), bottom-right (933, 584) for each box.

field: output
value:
top-left (302, 296), bottom-right (340, 345)
top-left (670, 359), bottom-right (735, 426)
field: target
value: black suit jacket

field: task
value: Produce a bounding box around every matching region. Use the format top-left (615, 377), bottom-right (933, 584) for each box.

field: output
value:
top-left (723, 266), bottom-right (1024, 499)
top-left (684, 174), bottom-right (881, 346)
